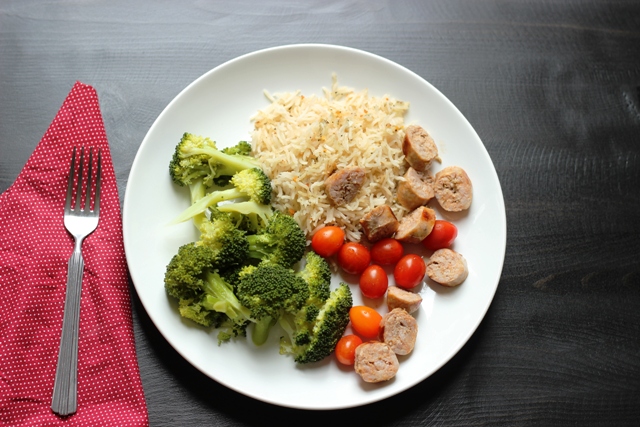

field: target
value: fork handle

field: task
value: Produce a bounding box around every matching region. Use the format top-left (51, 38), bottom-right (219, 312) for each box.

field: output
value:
top-left (51, 241), bottom-right (85, 416)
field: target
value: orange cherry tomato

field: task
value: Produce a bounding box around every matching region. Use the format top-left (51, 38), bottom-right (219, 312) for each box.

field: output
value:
top-left (349, 306), bottom-right (383, 339)
top-left (393, 254), bottom-right (426, 289)
top-left (335, 334), bottom-right (363, 365)
top-left (359, 265), bottom-right (389, 299)
top-left (370, 238), bottom-right (404, 266)
top-left (311, 226), bottom-right (345, 257)
top-left (422, 220), bottom-right (458, 251)
top-left (337, 242), bottom-right (371, 275)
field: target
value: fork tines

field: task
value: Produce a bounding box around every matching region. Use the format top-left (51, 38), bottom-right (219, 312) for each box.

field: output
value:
top-left (65, 147), bottom-right (101, 215)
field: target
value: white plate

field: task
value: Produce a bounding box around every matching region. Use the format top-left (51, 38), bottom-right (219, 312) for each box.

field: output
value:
top-left (123, 44), bottom-right (506, 410)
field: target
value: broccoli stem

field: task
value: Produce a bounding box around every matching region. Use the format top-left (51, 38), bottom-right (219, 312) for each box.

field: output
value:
top-left (252, 316), bottom-right (276, 346)
top-left (217, 201), bottom-right (273, 228)
top-left (189, 181), bottom-right (207, 228)
top-left (170, 188), bottom-right (247, 224)
top-left (187, 146), bottom-right (258, 176)
top-left (201, 271), bottom-right (252, 322)
top-left (245, 235), bottom-right (272, 260)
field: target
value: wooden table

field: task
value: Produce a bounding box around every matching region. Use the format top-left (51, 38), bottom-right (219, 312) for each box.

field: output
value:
top-left (1, 1), bottom-right (639, 425)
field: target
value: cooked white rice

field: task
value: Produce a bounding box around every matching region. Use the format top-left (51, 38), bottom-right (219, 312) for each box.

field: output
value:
top-left (250, 76), bottom-right (410, 242)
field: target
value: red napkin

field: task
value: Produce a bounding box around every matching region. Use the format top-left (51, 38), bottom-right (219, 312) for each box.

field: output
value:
top-left (0, 82), bottom-right (149, 425)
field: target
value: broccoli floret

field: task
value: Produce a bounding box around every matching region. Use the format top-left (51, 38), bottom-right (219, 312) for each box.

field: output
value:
top-left (222, 141), bottom-right (253, 156)
top-left (178, 297), bottom-right (228, 328)
top-left (279, 283), bottom-right (353, 364)
top-left (196, 213), bottom-right (248, 270)
top-left (245, 210), bottom-right (306, 268)
top-left (169, 133), bottom-right (263, 225)
top-left (218, 201), bottom-right (274, 234)
top-left (186, 270), bottom-right (253, 343)
top-left (171, 168), bottom-right (272, 224)
top-left (297, 251), bottom-right (332, 305)
top-left (199, 270), bottom-right (252, 324)
top-left (236, 263), bottom-right (310, 345)
top-left (163, 241), bottom-right (250, 339)
top-left (170, 133), bottom-right (260, 183)
top-left (164, 242), bottom-right (217, 301)
top-left (164, 242), bottom-right (256, 340)
top-left (169, 134), bottom-right (217, 188)
top-left (214, 141), bottom-right (253, 187)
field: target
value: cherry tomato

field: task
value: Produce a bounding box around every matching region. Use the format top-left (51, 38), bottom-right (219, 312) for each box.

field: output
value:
top-left (359, 265), bottom-right (389, 299)
top-left (349, 306), bottom-right (383, 339)
top-left (422, 220), bottom-right (458, 251)
top-left (370, 238), bottom-right (404, 266)
top-left (337, 242), bottom-right (371, 275)
top-left (311, 226), bottom-right (345, 257)
top-left (393, 254), bottom-right (426, 289)
top-left (335, 334), bottom-right (363, 365)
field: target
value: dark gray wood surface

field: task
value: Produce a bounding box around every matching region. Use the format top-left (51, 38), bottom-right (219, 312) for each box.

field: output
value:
top-left (2, 1), bottom-right (639, 425)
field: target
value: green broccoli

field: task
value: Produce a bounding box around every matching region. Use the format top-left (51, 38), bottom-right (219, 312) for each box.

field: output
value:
top-left (218, 200), bottom-right (274, 234)
top-left (169, 133), bottom-right (260, 184)
top-left (222, 140), bottom-right (253, 156)
top-left (213, 141), bottom-right (255, 186)
top-left (168, 133), bottom-right (263, 226)
top-left (236, 263), bottom-right (310, 346)
top-left (164, 211), bottom-right (251, 339)
top-left (170, 168), bottom-right (272, 225)
top-left (164, 242), bottom-right (217, 302)
top-left (178, 297), bottom-right (228, 329)
top-left (245, 210), bottom-right (306, 268)
top-left (163, 242), bottom-right (245, 340)
top-left (163, 240), bottom-right (258, 343)
top-left (196, 213), bottom-right (249, 270)
top-left (297, 251), bottom-right (332, 305)
top-left (279, 283), bottom-right (353, 364)
top-left (199, 270), bottom-right (252, 325)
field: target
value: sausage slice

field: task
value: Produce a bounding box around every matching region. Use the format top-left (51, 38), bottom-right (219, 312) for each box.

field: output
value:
top-left (397, 167), bottom-right (434, 210)
top-left (381, 308), bottom-right (418, 356)
top-left (403, 125), bottom-right (439, 171)
top-left (324, 167), bottom-right (366, 205)
top-left (386, 286), bottom-right (422, 314)
top-left (426, 248), bottom-right (468, 287)
top-left (394, 206), bottom-right (436, 244)
top-left (434, 166), bottom-right (473, 212)
top-left (354, 341), bottom-right (399, 383)
top-left (360, 205), bottom-right (399, 243)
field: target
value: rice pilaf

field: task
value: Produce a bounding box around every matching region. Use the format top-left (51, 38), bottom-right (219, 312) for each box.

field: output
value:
top-left (251, 76), bottom-right (410, 242)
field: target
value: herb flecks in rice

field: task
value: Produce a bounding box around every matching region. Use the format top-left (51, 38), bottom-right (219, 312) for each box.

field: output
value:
top-left (251, 76), bottom-right (409, 242)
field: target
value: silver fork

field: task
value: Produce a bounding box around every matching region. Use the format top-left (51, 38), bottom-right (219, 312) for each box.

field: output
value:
top-left (51, 147), bottom-right (101, 416)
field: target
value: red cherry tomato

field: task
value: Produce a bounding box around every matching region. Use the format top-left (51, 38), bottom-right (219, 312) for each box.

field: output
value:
top-left (335, 334), bottom-right (363, 365)
top-left (359, 265), bottom-right (389, 299)
top-left (393, 254), bottom-right (426, 289)
top-left (337, 242), bottom-right (371, 275)
top-left (311, 226), bottom-right (345, 257)
top-left (370, 238), bottom-right (404, 266)
top-left (422, 220), bottom-right (458, 251)
top-left (349, 306), bottom-right (383, 339)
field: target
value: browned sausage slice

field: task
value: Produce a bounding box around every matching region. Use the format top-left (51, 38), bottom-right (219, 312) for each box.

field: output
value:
top-left (434, 166), bottom-right (473, 212)
top-left (354, 341), bottom-right (399, 383)
top-left (324, 167), bottom-right (366, 205)
top-left (381, 308), bottom-right (418, 355)
top-left (426, 248), bottom-right (468, 287)
top-left (394, 206), bottom-right (436, 243)
top-left (403, 125), bottom-right (439, 171)
top-left (360, 205), bottom-right (399, 243)
top-left (397, 167), bottom-right (434, 210)
top-left (386, 286), bottom-right (423, 314)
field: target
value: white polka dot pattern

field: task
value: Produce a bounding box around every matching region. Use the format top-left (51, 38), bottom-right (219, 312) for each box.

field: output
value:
top-left (0, 82), bottom-right (149, 425)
